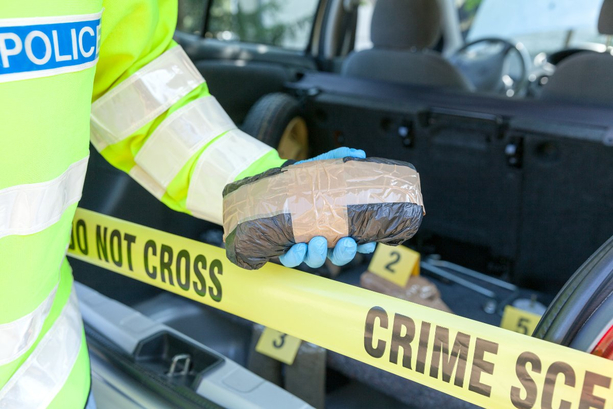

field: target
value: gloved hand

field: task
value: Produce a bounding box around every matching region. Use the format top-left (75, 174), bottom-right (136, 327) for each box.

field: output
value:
top-left (279, 147), bottom-right (377, 268)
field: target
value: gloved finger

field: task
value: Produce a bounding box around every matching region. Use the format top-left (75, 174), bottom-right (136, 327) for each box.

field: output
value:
top-left (299, 147), bottom-right (366, 163)
top-left (327, 237), bottom-right (357, 266)
top-left (357, 242), bottom-right (377, 254)
top-left (304, 236), bottom-right (328, 268)
top-left (323, 147), bottom-right (366, 160)
top-left (279, 243), bottom-right (307, 268)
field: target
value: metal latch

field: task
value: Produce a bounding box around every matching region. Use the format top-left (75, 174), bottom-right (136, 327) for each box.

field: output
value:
top-left (166, 353), bottom-right (191, 377)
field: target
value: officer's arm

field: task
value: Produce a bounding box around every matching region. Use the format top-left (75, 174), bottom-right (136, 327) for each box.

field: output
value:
top-left (91, 0), bottom-right (285, 224)
top-left (92, 0), bottom-right (376, 268)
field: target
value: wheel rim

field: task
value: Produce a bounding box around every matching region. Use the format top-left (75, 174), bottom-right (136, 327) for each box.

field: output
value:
top-left (534, 235), bottom-right (613, 356)
top-left (278, 117), bottom-right (309, 161)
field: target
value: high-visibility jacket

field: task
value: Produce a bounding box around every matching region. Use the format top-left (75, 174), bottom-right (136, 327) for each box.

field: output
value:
top-left (0, 0), bottom-right (284, 406)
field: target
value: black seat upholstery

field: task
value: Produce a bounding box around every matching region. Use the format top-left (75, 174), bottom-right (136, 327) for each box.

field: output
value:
top-left (342, 0), bottom-right (474, 91)
top-left (540, 0), bottom-right (613, 107)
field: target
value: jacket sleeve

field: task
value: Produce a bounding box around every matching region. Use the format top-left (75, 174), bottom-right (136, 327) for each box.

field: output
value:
top-left (91, 0), bottom-right (285, 224)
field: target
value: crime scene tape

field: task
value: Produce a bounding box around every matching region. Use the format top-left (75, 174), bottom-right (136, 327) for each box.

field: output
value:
top-left (68, 209), bottom-right (613, 409)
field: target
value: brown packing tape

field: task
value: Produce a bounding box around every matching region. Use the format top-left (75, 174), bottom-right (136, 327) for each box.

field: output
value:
top-left (285, 342), bottom-right (327, 409)
top-left (223, 159), bottom-right (424, 246)
top-left (360, 272), bottom-right (452, 313)
top-left (286, 159), bottom-right (348, 245)
top-left (250, 325), bottom-right (327, 409)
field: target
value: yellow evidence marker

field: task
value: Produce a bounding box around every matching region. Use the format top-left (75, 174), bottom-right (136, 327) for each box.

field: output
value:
top-left (500, 305), bottom-right (543, 336)
top-left (255, 327), bottom-right (302, 365)
top-left (368, 244), bottom-right (420, 287)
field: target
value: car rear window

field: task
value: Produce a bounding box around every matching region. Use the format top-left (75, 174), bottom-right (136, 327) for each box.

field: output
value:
top-left (461, 0), bottom-right (610, 58)
top-left (204, 0), bottom-right (320, 50)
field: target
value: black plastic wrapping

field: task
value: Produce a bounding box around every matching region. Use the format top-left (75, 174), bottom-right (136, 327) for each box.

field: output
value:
top-left (223, 157), bottom-right (425, 270)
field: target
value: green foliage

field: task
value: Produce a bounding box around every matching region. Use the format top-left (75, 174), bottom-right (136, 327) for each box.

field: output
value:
top-left (177, 0), bottom-right (207, 34)
top-left (208, 0), bottom-right (311, 48)
top-left (458, 0), bottom-right (483, 37)
top-left (463, 0), bottom-right (482, 12)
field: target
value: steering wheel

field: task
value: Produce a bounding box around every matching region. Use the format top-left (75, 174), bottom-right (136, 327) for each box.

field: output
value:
top-left (450, 38), bottom-right (531, 97)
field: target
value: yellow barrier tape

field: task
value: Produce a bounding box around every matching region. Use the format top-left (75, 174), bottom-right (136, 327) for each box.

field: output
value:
top-left (68, 209), bottom-right (613, 409)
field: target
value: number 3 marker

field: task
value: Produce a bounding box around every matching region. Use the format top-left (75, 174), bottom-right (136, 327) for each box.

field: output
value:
top-left (256, 327), bottom-right (302, 365)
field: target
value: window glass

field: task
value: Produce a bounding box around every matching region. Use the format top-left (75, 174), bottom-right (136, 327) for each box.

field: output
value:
top-left (513, 29), bottom-right (608, 59)
top-left (178, 0), bottom-right (206, 35)
top-left (457, 0), bottom-right (483, 39)
top-left (460, 0), bottom-right (609, 58)
top-left (206, 0), bottom-right (320, 50)
top-left (354, 0), bottom-right (376, 51)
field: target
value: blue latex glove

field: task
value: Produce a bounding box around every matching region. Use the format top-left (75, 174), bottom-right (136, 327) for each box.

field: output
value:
top-left (296, 147), bottom-right (367, 164)
top-left (279, 148), bottom-right (377, 268)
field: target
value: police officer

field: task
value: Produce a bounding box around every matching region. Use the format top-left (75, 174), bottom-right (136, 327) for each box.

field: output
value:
top-left (0, 1), bottom-right (374, 407)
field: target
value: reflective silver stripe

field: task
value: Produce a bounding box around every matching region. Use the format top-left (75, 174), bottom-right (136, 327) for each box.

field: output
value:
top-left (0, 287), bottom-right (57, 366)
top-left (0, 157), bottom-right (88, 240)
top-left (90, 46), bottom-right (204, 151)
top-left (135, 96), bottom-right (236, 189)
top-left (186, 129), bottom-right (273, 224)
top-left (128, 165), bottom-right (165, 200)
top-left (0, 287), bottom-right (83, 409)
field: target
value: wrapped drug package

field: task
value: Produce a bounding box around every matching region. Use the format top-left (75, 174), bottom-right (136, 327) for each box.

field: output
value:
top-left (223, 157), bottom-right (425, 270)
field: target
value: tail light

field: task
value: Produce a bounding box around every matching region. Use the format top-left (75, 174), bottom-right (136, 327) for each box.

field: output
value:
top-left (592, 325), bottom-right (613, 360)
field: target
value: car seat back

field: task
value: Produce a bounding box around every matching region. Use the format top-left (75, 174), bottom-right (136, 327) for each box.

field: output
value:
top-left (540, 0), bottom-right (613, 107)
top-left (342, 0), bottom-right (473, 91)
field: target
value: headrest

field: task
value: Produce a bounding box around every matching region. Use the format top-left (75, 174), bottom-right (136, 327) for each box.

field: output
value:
top-left (599, 0), bottom-right (613, 35)
top-left (371, 0), bottom-right (442, 50)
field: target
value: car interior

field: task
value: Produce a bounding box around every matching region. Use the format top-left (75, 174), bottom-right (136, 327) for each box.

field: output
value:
top-left (539, 0), bottom-right (613, 105)
top-left (341, 0), bottom-right (474, 90)
top-left (75, 0), bottom-right (613, 407)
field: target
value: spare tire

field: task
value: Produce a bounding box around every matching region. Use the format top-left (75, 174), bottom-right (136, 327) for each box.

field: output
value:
top-left (242, 93), bottom-right (309, 161)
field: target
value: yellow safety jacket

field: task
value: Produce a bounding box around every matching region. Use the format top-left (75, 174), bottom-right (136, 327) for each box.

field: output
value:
top-left (0, 1), bottom-right (283, 407)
